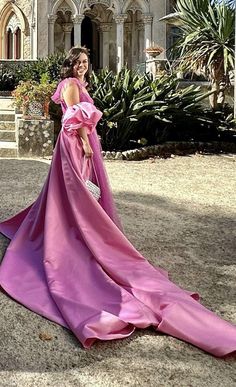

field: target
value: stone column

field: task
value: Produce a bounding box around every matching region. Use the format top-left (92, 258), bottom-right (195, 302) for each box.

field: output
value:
top-left (143, 14), bottom-right (153, 59)
top-left (137, 22), bottom-right (144, 62)
top-left (152, 1), bottom-right (167, 58)
top-left (62, 23), bottom-right (73, 51)
top-left (125, 24), bottom-right (132, 68)
top-left (98, 26), bottom-right (103, 69)
top-left (13, 30), bottom-right (17, 59)
top-left (30, 17), bottom-right (37, 59)
top-left (72, 15), bottom-right (84, 46)
top-left (100, 23), bottom-right (112, 69)
top-left (48, 15), bottom-right (57, 54)
top-left (115, 14), bottom-right (127, 73)
top-left (132, 15), bottom-right (136, 68)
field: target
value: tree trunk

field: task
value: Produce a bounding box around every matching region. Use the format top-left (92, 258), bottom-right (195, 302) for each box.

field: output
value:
top-left (209, 66), bottom-right (226, 110)
top-left (217, 81), bottom-right (226, 107)
top-left (209, 81), bottom-right (219, 110)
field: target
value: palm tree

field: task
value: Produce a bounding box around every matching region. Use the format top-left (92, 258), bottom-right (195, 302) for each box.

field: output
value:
top-left (175, 0), bottom-right (235, 109)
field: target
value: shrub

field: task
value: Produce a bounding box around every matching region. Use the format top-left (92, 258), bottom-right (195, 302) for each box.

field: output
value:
top-left (20, 52), bottom-right (65, 83)
top-left (12, 74), bottom-right (57, 118)
top-left (90, 68), bottom-right (212, 150)
top-left (0, 53), bottom-right (65, 92)
top-left (0, 63), bottom-right (22, 91)
top-left (196, 105), bottom-right (236, 142)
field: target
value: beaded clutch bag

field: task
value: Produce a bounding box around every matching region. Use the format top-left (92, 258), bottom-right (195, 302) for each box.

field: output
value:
top-left (85, 179), bottom-right (101, 201)
top-left (82, 157), bottom-right (101, 201)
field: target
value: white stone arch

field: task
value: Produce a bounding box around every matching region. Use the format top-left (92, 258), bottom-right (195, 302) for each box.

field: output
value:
top-left (79, 2), bottom-right (114, 70)
top-left (48, 0), bottom-right (79, 54)
top-left (119, 1), bottom-right (149, 70)
top-left (79, 0), bottom-right (120, 15)
top-left (0, 2), bottom-right (27, 58)
top-left (122, 0), bottom-right (150, 14)
top-left (85, 3), bottom-right (114, 23)
top-left (0, 2), bottom-right (27, 32)
top-left (51, 0), bottom-right (78, 16)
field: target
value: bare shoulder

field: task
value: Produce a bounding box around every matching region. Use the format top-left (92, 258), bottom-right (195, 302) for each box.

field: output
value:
top-left (61, 79), bottom-right (78, 95)
top-left (61, 79), bottom-right (80, 105)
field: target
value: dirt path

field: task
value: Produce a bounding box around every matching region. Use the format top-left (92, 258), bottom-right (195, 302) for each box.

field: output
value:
top-left (0, 155), bottom-right (235, 387)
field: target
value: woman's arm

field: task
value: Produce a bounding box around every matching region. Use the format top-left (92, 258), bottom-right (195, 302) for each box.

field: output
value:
top-left (62, 82), bottom-right (93, 158)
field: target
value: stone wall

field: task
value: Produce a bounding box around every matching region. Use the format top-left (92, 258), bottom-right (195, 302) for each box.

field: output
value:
top-left (17, 119), bottom-right (54, 158)
top-left (16, 0), bottom-right (31, 59)
top-left (0, 0), bottom-right (31, 16)
top-left (102, 142), bottom-right (236, 161)
top-left (37, 0), bottom-right (49, 57)
top-left (150, 0), bottom-right (167, 56)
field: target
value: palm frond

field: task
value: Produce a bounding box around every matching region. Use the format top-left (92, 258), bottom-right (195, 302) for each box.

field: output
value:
top-left (175, 0), bottom-right (235, 76)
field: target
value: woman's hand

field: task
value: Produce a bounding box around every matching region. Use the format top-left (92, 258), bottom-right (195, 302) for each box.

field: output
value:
top-left (82, 141), bottom-right (93, 158)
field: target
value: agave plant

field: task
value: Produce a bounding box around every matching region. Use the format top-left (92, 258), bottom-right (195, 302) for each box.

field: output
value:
top-left (90, 68), bottom-right (212, 150)
top-left (175, 0), bottom-right (235, 109)
top-left (90, 68), bottom-right (151, 150)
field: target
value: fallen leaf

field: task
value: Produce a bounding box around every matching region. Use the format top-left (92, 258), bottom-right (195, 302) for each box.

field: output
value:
top-left (39, 332), bottom-right (53, 341)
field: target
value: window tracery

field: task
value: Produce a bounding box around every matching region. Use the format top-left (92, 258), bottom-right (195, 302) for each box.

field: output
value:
top-left (6, 13), bottom-right (22, 59)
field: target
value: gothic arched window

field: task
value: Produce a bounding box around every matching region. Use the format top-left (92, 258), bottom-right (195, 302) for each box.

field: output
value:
top-left (6, 13), bottom-right (22, 59)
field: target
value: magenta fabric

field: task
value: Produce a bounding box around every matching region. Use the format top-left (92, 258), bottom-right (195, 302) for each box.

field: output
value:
top-left (62, 102), bottom-right (102, 135)
top-left (0, 78), bottom-right (236, 357)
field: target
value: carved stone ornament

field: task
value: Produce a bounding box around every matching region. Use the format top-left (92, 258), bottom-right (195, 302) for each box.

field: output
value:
top-left (48, 14), bottom-right (58, 24)
top-left (114, 14), bottom-right (128, 24)
top-left (88, 0), bottom-right (110, 7)
top-left (99, 22), bottom-right (112, 32)
top-left (137, 22), bottom-right (144, 31)
top-left (127, 1), bottom-right (143, 14)
top-left (6, 13), bottom-right (21, 33)
top-left (81, 0), bottom-right (116, 15)
top-left (57, 0), bottom-right (72, 15)
top-left (62, 23), bottom-right (73, 32)
top-left (72, 14), bottom-right (84, 24)
top-left (142, 14), bottom-right (153, 24)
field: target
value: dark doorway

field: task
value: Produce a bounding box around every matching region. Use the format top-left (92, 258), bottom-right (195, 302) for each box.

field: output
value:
top-left (81, 16), bottom-right (99, 70)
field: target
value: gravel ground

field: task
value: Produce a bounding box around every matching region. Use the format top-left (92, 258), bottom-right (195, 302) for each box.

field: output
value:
top-left (0, 154), bottom-right (235, 387)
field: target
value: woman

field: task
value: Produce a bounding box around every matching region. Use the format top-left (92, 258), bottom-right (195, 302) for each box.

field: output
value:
top-left (0, 47), bottom-right (236, 357)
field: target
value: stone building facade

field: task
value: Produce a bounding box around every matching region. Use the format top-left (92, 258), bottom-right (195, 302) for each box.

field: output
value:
top-left (0, 0), bottom-right (176, 71)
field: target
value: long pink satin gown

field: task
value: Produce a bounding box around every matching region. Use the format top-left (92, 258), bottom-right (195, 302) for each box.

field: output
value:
top-left (0, 77), bottom-right (236, 357)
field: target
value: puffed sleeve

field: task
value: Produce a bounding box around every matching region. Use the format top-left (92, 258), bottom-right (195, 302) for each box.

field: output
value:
top-left (62, 102), bottom-right (103, 136)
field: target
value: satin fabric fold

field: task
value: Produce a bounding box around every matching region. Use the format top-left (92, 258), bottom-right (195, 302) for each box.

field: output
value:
top-left (62, 102), bottom-right (103, 135)
top-left (0, 78), bottom-right (236, 357)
